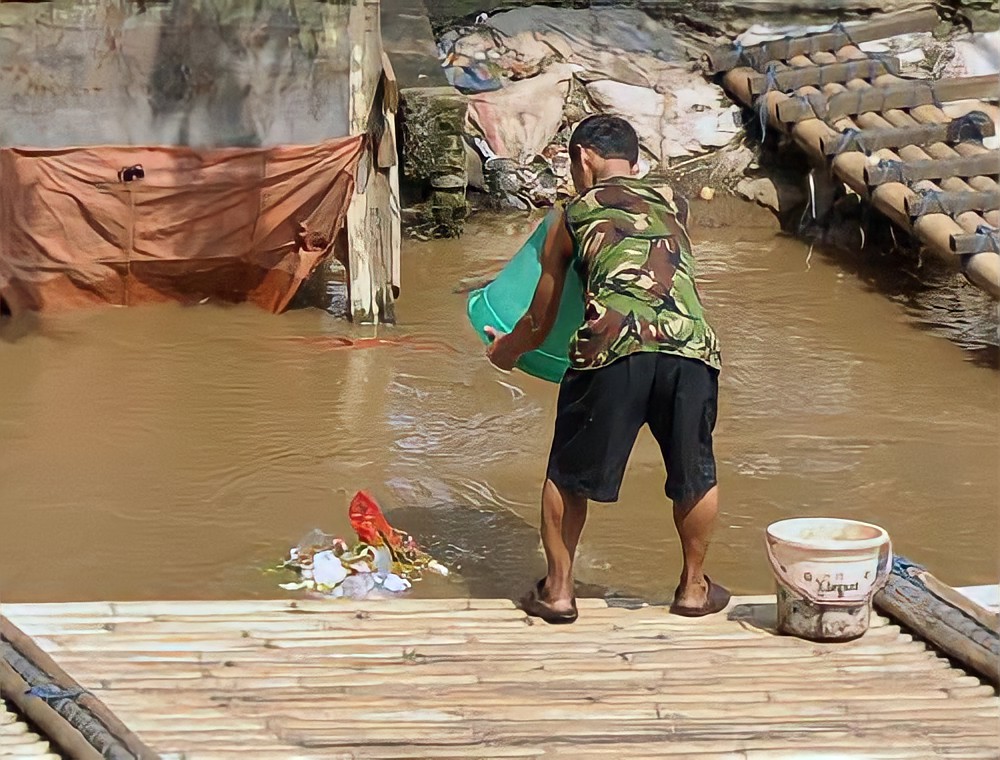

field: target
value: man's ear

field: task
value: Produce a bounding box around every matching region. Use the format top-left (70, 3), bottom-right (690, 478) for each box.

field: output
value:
top-left (581, 146), bottom-right (602, 171)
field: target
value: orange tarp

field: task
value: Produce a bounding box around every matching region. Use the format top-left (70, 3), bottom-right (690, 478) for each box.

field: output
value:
top-left (0, 136), bottom-right (364, 315)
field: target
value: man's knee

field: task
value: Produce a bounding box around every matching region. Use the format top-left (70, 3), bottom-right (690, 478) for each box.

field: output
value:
top-left (671, 484), bottom-right (718, 515)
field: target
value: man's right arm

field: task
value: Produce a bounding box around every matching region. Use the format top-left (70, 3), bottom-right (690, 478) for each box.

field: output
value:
top-left (486, 209), bottom-right (574, 369)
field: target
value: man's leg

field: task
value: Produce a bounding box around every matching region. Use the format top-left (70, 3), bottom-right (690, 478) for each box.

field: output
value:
top-left (672, 485), bottom-right (719, 609)
top-left (539, 478), bottom-right (588, 609)
top-left (522, 357), bottom-right (650, 622)
top-left (561, 486), bottom-right (589, 558)
top-left (648, 356), bottom-right (729, 615)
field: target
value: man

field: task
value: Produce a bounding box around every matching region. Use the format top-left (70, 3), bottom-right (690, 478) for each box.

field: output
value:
top-left (486, 115), bottom-right (729, 624)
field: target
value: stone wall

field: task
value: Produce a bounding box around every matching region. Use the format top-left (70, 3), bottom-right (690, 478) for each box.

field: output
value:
top-left (382, 0), bottom-right (469, 237)
top-left (399, 87), bottom-right (469, 237)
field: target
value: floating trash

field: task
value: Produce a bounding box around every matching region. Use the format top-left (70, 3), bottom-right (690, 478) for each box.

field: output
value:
top-left (278, 491), bottom-right (448, 598)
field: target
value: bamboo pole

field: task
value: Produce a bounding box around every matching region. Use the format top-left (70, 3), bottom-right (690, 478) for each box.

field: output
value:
top-left (24, 621), bottom-right (907, 646)
top-left (952, 232), bottom-right (1000, 255)
top-left (820, 120), bottom-right (998, 155)
top-left (746, 58), bottom-right (897, 96)
top-left (118, 698), bottom-right (997, 723)
top-left (919, 574), bottom-right (1000, 633)
top-left (905, 189), bottom-right (1000, 217)
top-left (67, 670), bottom-right (978, 693)
top-left (776, 76), bottom-right (998, 123)
top-left (172, 715), bottom-right (1000, 735)
top-left (864, 153), bottom-right (1000, 185)
top-left (875, 557), bottom-right (1000, 687)
top-left (0, 661), bottom-right (103, 760)
top-left (49, 648), bottom-right (950, 673)
top-left (908, 105), bottom-right (1000, 227)
top-left (0, 598), bottom-right (543, 617)
top-left (1, 619), bottom-right (158, 760)
top-left (90, 679), bottom-right (994, 704)
top-left (185, 654), bottom-right (929, 674)
top-left (704, 10), bottom-right (939, 73)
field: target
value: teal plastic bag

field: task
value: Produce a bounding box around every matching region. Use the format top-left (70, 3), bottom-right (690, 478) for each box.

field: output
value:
top-left (467, 213), bottom-right (585, 383)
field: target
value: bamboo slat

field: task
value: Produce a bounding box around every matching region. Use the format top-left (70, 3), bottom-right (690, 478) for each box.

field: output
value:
top-left (12, 613), bottom-right (768, 635)
top-left (20, 621), bottom-right (904, 645)
top-left (81, 660), bottom-right (961, 686)
top-left (0, 597), bottom-right (610, 618)
top-left (73, 676), bottom-right (981, 702)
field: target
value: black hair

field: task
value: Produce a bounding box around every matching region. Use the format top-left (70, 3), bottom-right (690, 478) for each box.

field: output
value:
top-left (568, 115), bottom-right (640, 164)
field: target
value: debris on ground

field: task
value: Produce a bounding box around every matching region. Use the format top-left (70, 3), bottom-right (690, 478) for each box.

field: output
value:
top-left (428, 8), bottom-right (996, 213)
top-left (438, 6), bottom-right (741, 209)
top-left (278, 491), bottom-right (449, 598)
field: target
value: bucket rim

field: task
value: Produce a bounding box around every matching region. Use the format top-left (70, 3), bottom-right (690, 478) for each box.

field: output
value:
top-left (765, 517), bottom-right (889, 551)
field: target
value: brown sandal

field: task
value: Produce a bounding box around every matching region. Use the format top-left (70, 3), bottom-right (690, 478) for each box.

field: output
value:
top-left (519, 579), bottom-right (579, 625)
top-left (670, 576), bottom-right (732, 618)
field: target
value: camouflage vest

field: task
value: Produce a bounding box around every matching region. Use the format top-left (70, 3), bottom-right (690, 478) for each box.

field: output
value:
top-left (563, 176), bottom-right (722, 371)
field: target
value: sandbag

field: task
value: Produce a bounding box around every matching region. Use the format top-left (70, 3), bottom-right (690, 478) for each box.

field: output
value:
top-left (467, 213), bottom-right (584, 383)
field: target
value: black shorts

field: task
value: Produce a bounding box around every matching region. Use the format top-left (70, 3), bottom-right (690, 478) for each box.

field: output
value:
top-left (546, 352), bottom-right (719, 504)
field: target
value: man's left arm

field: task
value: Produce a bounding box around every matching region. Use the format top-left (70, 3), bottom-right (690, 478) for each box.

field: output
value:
top-left (486, 209), bottom-right (574, 371)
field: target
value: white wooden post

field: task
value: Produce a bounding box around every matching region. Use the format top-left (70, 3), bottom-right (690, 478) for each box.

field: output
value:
top-left (346, 0), bottom-right (397, 323)
top-left (382, 51), bottom-right (402, 300)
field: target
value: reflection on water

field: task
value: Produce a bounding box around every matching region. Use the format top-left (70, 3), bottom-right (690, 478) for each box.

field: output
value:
top-left (0, 203), bottom-right (996, 603)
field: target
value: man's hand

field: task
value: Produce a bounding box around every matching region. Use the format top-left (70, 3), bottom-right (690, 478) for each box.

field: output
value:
top-left (484, 326), bottom-right (519, 372)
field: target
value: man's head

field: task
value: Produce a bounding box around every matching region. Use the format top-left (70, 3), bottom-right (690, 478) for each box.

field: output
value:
top-left (568, 115), bottom-right (640, 192)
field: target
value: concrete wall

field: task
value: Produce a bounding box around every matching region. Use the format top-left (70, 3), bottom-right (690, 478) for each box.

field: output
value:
top-left (0, 0), bottom-right (353, 148)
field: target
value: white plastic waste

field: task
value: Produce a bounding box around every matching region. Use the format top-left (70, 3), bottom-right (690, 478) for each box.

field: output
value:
top-left (312, 550), bottom-right (349, 588)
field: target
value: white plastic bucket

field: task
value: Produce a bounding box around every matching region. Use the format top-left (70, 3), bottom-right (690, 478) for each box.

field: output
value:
top-left (766, 517), bottom-right (892, 641)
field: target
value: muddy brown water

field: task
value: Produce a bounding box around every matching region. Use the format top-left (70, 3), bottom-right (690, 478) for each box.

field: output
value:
top-left (0, 202), bottom-right (997, 604)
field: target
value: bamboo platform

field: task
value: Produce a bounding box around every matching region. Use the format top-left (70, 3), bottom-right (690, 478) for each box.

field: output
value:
top-left (3, 596), bottom-right (999, 759)
top-left (711, 11), bottom-right (1000, 299)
